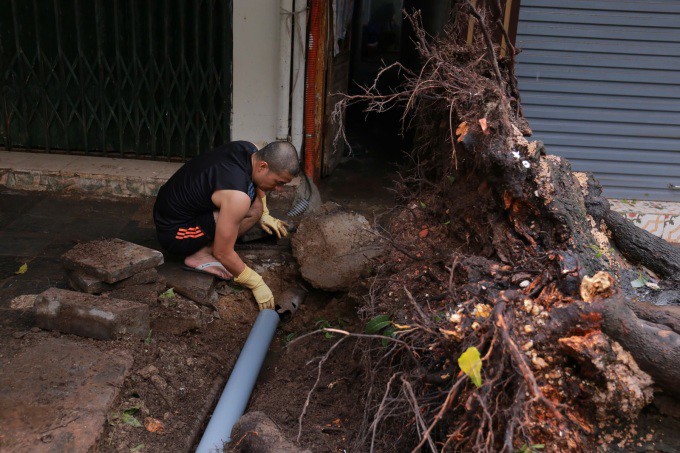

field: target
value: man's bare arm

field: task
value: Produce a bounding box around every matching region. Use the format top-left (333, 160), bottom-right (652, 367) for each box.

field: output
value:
top-left (211, 189), bottom-right (250, 276)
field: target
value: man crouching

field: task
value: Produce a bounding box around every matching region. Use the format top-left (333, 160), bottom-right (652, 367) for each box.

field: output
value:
top-left (153, 140), bottom-right (298, 310)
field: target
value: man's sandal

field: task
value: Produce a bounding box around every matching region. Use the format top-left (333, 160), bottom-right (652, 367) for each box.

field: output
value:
top-left (181, 261), bottom-right (233, 282)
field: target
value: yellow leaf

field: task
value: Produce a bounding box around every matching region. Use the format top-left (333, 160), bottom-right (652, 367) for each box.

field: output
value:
top-left (15, 263), bottom-right (27, 275)
top-left (455, 122), bottom-right (468, 142)
top-left (458, 346), bottom-right (483, 388)
top-left (393, 323), bottom-right (411, 330)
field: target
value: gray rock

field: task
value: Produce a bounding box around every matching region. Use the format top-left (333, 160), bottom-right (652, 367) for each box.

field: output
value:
top-left (35, 288), bottom-right (149, 340)
top-left (291, 203), bottom-right (385, 291)
top-left (229, 411), bottom-right (310, 453)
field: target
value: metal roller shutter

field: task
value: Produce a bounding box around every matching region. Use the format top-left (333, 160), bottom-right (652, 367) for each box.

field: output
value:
top-left (516, 0), bottom-right (680, 201)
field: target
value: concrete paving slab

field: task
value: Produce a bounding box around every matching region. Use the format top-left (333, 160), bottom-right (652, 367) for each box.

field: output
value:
top-left (61, 238), bottom-right (163, 283)
top-left (106, 281), bottom-right (165, 306)
top-left (0, 337), bottom-right (133, 453)
top-left (67, 268), bottom-right (160, 294)
top-left (0, 150), bottom-right (181, 197)
top-left (35, 288), bottom-right (150, 340)
top-left (157, 262), bottom-right (219, 307)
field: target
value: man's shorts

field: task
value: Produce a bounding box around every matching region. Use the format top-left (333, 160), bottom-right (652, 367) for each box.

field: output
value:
top-left (155, 211), bottom-right (217, 256)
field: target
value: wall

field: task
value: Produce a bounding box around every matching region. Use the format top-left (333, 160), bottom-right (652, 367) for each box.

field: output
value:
top-left (231, 1), bottom-right (281, 146)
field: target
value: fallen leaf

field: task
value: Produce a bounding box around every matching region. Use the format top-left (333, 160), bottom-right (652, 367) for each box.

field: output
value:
top-left (144, 417), bottom-right (165, 434)
top-left (15, 263), bottom-right (27, 275)
top-left (121, 412), bottom-right (142, 428)
top-left (419, 228), bottom-right (429, 238)
top-left (159, 288), bottom-right (175, 299)
top-left (458, 346), bottom-right (483, 388)
top-left (455, 122), bottom-right (468, 142)
top-left (365, 315), bottom-right (391, 334)
top-left (479, 118), bottom-right (489, 134)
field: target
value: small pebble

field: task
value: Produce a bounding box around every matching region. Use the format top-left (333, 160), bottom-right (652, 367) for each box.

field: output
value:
top-left (532, 356), bottom-right (548, 369)
top-left (519, 280), bottom-right (530, 288)
top-left (12, 331), bottom-right (26, 339)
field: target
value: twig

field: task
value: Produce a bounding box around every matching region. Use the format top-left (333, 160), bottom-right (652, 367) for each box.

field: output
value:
top-left (369, 372), bottom-right (401, 452)
top-left (401, 376), bottom-right (437, 452)
top-left (297, 336), bottom-right (348, 442)
top-left (411, 375), bottom-right (467, 452)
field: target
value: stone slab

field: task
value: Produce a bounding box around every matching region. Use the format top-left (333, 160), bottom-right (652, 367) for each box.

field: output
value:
top-left (106, 281), bottom-right (165, 305)
top-left (67, 267), bottom-right (160, 294)
top-left (0, 337), bottom-right (133, 453)
top-left (157, 262), bottom-right (218, 307)
top-left (61, 238), bottom-right (163, 284)
top-left (35, 288), bottom-right (149, 340)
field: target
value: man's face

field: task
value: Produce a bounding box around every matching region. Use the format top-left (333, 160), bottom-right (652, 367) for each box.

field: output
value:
top-left (255, 166), bottom-right (293, 191)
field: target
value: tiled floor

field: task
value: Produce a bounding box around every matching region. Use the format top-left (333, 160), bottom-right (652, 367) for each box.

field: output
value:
top-left (610, 199), bottom-right (680, 243)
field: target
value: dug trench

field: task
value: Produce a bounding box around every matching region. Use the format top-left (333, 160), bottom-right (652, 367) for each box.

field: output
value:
top-left (0, 184), bottom-right (393, 453)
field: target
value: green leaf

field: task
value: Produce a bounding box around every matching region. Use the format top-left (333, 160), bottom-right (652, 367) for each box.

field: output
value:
top-left (144, 330), bottom-right (153, 345)
top-left (14, 263), bottom-right (27, 275)
top-left (121, 412), bottom-right (142, 428)
top-left (159, 288), bottom-right (175, 299)
top-left (381, 325), bottom-right (396, 347)
top-left (458, 346), bottom-right (483, 388)
top-left (419, 201), bottom-right (426, 208)
top-left (283, 333), bottom-right (295, 345)
top-left (365, 315), bottom-right (391, 334)
top-left (447, 175), bottom-right (456, 183)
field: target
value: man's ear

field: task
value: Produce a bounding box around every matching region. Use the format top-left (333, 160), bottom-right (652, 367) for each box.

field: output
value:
top-left (257, 160), bottom-right (269, 172)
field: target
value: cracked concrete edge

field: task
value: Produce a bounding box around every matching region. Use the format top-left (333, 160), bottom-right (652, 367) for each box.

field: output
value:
top-left (0, 168), bottom-right (167, 198)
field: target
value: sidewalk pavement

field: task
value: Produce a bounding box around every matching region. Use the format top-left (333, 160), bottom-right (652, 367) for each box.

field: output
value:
top-left (1, 150), bottom-right (678, 243)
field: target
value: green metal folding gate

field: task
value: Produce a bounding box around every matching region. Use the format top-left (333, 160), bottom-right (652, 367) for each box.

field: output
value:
top-left (0, 0), bottom-right (232, 160)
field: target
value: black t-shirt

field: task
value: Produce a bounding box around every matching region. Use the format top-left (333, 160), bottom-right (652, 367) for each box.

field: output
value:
top-left (154, 141), bottom-right (257, 229)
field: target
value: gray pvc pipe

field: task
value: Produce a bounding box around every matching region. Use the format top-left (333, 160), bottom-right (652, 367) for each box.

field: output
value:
top-left (195, 309), bottom-right (280, 453)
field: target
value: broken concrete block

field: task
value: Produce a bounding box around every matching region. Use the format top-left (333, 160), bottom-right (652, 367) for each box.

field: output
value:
top-left (153, 295), bottom-right (208, 335)
top-left (107, 281), bottom-right (165, 305)
top-left (0, 338), bottom-right (133, 453)
top-left (35, 288), bottom-right (149, 340)
top-left (157, 263), bottom-right (218, 307)
top-left (61, 238), bottom-right (163, 284)
top-left (67, 268), bottom-right (160, 294)
top-left (291, 203), bottom-right (386, 291)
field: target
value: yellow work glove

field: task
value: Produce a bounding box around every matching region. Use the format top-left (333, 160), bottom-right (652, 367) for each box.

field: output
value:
top-left (259, 196), bottom-right (289, 239)
top-left (234, 266), bottom-right (275, 310)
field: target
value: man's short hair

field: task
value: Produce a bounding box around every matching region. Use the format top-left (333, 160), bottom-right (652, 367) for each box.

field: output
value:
top-left (255, 141), bottom-right (300, 176)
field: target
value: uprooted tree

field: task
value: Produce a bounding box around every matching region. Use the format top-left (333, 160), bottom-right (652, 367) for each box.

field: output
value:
top-left (319, 3), bottom-right (680, 452)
